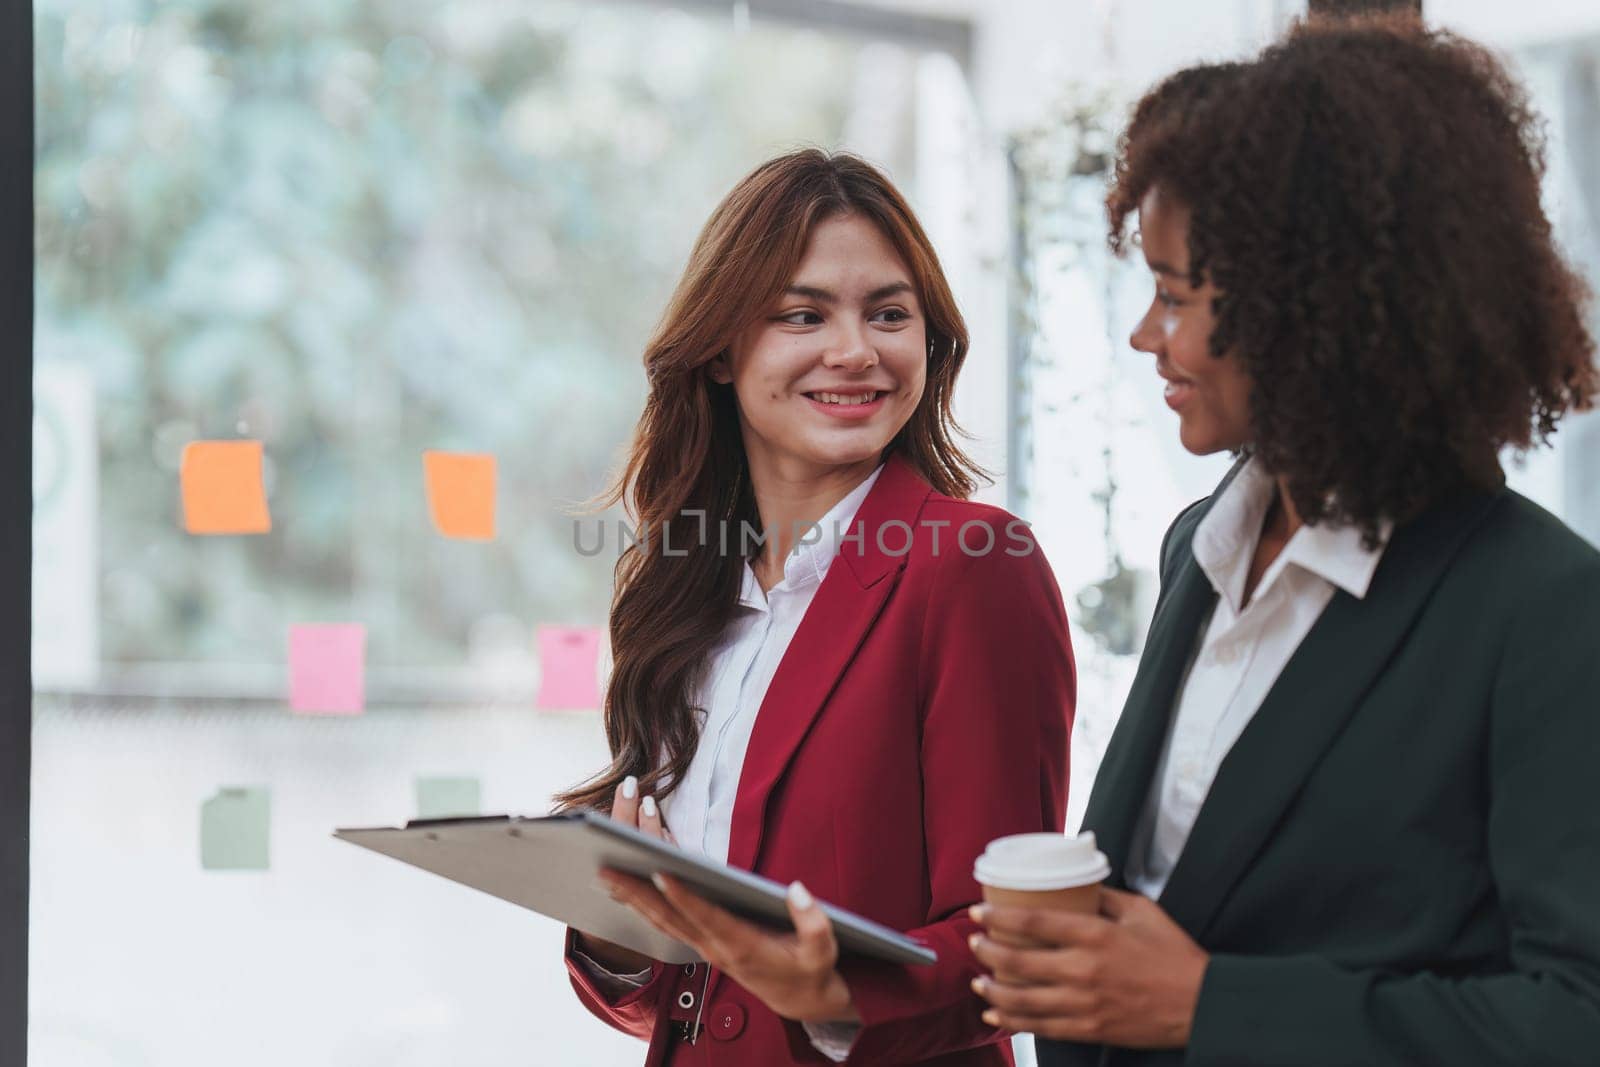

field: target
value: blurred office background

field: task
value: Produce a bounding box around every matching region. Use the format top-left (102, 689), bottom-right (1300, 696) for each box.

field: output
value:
top-left (29, 1), bottom-right (1600, 1064)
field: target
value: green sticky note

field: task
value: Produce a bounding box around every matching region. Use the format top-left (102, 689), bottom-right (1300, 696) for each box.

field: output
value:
top-left (416, 776), bottom-right (481, 819)
top-left (201, 787), bottom-right (270, 871)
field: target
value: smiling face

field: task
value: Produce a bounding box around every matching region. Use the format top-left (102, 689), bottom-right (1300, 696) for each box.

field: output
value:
top-left (710, 212), bottom-right (927, 485)
top-left (1129, 185), bottom-right (1254, 456)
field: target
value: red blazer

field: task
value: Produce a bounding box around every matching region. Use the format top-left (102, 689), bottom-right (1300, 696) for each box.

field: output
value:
top-left (566, 454), bottom-right (1076, 1065)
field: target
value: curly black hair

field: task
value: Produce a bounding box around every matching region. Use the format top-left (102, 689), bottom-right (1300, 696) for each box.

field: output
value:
top-left (1107, 14), bottom-right (1598, 540)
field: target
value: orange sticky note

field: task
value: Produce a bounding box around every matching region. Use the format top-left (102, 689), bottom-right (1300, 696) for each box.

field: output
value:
top-left (181, 440), bottom-right (271, 535)
top-left (423, 451), bottom-right (496, 541)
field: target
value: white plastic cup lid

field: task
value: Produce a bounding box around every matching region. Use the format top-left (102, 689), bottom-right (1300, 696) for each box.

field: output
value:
top-left (973, 831), bottom-right (1110, 891)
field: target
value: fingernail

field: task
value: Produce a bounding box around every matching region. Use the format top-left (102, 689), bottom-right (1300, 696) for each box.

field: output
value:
top-left (968, 933), bottom-right (982, 952)
top-left (641, 795), bottom-right (658, 818)
top-left (651, 872), bottom-right (669, 893)
top-left (788, 881), bottom-right (814, 910)
top-left (622, 776), bottom-right (638, 800)
top-left (970, 976), bottom-right (988, 995)
top-left (982, 1009), bottom-right (1000, 1027)
top-left (969, 904), bottom-right (990, 924)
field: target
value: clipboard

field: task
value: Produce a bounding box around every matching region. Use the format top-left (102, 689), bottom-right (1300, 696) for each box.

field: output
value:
top-left (334, 810), bottom-right (937, 966)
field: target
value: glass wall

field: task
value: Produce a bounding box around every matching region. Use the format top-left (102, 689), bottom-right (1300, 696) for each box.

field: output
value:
top-left (30, 2), bottom-right (980, 1063)
top-left (1508, 33), bottom-right (1600, 547)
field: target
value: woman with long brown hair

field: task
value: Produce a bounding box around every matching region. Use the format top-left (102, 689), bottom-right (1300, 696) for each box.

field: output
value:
top-left (558, 149), bottom-right (1076, 1065)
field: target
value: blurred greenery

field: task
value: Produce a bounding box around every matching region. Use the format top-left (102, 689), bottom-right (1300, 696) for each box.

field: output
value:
top-left (35, 0), bottom-right (905, 677)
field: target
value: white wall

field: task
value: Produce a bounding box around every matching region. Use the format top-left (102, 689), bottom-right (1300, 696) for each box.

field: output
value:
top-left (1430, 0), bottom-right (1600, 50)
top-left (866, 0), bottom-right (1600, 138)
top-left (30, 699), bottom-right (644, 1067)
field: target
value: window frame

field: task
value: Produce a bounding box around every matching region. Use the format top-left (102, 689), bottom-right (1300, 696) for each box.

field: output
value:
top-left (5, 0), bottom-right (35, 1056)
top-left (635, 0), bottom-right (972, 66)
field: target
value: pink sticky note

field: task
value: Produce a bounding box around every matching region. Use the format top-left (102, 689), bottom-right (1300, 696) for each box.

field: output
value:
top-left (288, 624), bottom-right (366, 715)
top-left (536, 625), bottom-right (603, 710)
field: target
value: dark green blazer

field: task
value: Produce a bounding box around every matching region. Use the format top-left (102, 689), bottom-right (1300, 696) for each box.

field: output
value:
top-left (1038, 471), bottom-right (1600, 1067)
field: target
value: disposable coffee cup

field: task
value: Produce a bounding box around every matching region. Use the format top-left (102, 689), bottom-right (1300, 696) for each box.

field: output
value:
top-left (973, 832), bottom-right (1111, 946)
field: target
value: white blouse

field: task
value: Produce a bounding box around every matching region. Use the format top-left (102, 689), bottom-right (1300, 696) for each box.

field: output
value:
top-left (658, 464), bottom-right (884, 864)
top-left (1126, 458), bottom-right (1390, 899)
top-left (580, 465), bottom-right (884, 1061)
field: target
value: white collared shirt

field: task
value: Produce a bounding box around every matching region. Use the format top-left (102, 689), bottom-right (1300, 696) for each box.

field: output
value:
top-left (658, 463), bottom-right (883, 866)
top-left (1126, 458), bottom-right (1390, 899)
top-left (582, 464), bottom-right (883, 1061)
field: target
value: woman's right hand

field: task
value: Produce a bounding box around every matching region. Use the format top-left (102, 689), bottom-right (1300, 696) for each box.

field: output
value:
top-left (573, 775), bottom-right (671, 974)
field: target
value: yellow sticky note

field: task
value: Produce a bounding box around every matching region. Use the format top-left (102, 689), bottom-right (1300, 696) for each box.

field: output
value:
top-left (423, 451), bottom-right (496, 541)
top-left (180, 440), bottom-right (271, 535)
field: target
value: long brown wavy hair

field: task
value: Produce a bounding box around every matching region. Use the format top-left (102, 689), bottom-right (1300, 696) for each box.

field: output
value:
top-left (556, 149), bottom-right (983, 813)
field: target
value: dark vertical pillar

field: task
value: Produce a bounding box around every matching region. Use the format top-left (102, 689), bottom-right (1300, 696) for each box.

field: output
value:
top-left (1309, 0), bottom-right (1423, 15)
top-left (1, 0), bottom-right (33, 1059)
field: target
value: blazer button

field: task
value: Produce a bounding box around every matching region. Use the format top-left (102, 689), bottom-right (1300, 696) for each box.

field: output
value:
top-left (709, 1001), bottom-right (747, 1041)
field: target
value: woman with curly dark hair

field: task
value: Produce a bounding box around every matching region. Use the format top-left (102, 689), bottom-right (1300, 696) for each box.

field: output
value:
top-left (968, 14), bottom-right (1600, 1066)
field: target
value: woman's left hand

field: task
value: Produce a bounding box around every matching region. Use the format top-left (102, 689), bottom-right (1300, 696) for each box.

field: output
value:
top-left (602, 870), bottom-right (860, 1025)
top-left (968, 887), bottom-right (1208, 1048)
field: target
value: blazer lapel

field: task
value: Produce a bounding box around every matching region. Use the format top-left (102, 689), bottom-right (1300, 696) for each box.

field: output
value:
top-left (1156, 489), bottom-right (1504, 938)
top-left (1081, 553), bottom-right (1216, 883)
top-left (1080, 463), bottom-right (1248, 883)
top-left (723, 454), bottom-right (931, 874)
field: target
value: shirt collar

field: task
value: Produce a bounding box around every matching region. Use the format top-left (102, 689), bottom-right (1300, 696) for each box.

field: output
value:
top-left (738, 464), bottom-right (886, 609)
top-left (1279, 514), bottom-right (1390, 600)
top-left (1191, 456), bottom-right (1388, 613)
